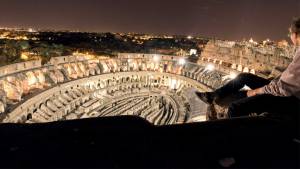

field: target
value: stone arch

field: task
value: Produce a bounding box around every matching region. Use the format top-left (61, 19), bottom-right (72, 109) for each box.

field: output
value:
top-left (32, 108), bottom-right (38, 114)
top-left (26, 113), bottom-right (32, 120)
top-left (38, 103), bottom-right (44, 109)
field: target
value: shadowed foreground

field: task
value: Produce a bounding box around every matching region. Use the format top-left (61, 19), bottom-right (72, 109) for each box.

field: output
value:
top-left (0, 116), bottom-right (298, 168)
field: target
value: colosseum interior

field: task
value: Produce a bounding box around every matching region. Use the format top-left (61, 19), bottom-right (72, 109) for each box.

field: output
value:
top-left (0, 39), bottom-right (295, 125)
top-left (0, 54), bottom-right (227, 124)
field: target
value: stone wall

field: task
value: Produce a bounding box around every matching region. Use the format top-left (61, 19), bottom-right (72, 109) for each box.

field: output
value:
top-left (199, 40), bottom-right (294, 76)
top-left (118, 53), bottom-right (187, 61)
top-left (3, 71), bottom-right (210, 123)
top-left (49, 55), bottom-right (90, 65)
top-left (0, 54), bottom-right (230, 123)
top-left (0, 60), bottom-right (41, 77)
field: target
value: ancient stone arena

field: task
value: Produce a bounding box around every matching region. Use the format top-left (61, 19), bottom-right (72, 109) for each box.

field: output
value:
top-left (0, 53), bottom-right (249, 124)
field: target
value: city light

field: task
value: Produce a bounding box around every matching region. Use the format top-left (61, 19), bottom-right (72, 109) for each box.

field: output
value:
top-left (170, 79), bottom-right (177, 90)
top-left (205, 64), bottom-right (215, 71)
top-left (178, 58), bottom-right (186, 65)
top-left (190, 49), bottom-right (197, 55)
top-left (249, 38), bottom-right (258, 45)
top-left (249, 38), bottom-right (254, 43)
top-left (187, 35), bottom-right (193, 39)
top-left (153, 55), bottom-right (160, 62)
top-left (21, 53), bottom-right (29, 60)
top-left (263, 39), bottom-right (271, 45)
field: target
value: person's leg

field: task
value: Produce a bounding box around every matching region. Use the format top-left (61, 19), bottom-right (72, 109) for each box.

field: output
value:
top-left (216, 90), bottom-right (247, 107)
top-left (196, 73), bottom-right (269, 104)
top-left (214, 73), bottom-right (270, 98)
top-left (227, 94), bottom-right (299, 118)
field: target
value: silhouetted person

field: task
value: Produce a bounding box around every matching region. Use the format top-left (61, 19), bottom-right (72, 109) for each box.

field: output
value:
top-left (196, 17), bottom-right (300, 120)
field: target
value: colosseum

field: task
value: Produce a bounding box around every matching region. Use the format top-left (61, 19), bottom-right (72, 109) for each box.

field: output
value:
top-left (0, 39), bottom-right (295, 125)
top-left (0, 54), bottom-right (225, 124)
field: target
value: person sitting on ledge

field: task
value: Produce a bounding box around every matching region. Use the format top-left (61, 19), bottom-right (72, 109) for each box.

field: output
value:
top-left (196, 17), bottom-right (300, 120)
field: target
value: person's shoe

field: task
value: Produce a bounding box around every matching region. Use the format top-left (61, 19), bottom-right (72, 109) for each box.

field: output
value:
top-left (195, 92), bottom-right (215, 104)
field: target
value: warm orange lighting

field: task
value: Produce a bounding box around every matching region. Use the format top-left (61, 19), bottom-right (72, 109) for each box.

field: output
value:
top-left (21, 53), bottom-right (29, 60)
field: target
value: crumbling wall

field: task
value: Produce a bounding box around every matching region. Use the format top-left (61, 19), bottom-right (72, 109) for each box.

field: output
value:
top-left (199, 40), bottom-right (293, 76)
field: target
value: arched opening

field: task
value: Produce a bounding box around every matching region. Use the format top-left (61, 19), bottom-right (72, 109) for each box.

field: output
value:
top-left (27, 113), bottom-right (32, 120)
top-left (39, 103), bottom-right (43, 109)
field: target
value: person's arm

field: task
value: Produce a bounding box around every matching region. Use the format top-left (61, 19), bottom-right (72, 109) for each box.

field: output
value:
top-left (262, 49), bottom-right (300, 97)
top-left (247, 87), bottom-right (264, 97)
top-left (247, 48), bottom-right (300, 97)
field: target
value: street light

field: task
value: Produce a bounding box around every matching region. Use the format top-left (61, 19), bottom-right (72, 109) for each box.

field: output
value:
top-left (153, 55), bottom-right (160, 62)
top-left (178, 58), bottom-right (186, 65)
top-left (21, 53), bottom-right (29, 60)
top-left (205, 64), bottom-right (215, 71)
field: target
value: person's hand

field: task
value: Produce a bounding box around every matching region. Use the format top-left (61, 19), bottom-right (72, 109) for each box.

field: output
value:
top-left (247, 90), bottom-right (256, 97)
top-left (247, 88), bottom-right (263, 97)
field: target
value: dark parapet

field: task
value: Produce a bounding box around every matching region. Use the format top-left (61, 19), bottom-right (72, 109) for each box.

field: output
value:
top-left (0, 116), bottom-right (298, 168)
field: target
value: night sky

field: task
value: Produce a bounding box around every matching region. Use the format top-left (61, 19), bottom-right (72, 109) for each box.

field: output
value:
top-left (0, 0), bottom-right (299, 41)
